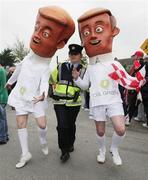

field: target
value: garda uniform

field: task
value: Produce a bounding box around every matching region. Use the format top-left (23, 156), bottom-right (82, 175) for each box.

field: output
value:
top-left (49, 44), bottom-right (86, 161)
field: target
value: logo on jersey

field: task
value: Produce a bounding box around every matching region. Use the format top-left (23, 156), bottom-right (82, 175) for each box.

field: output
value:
top-left (100, 79), bottom-right (109, 89)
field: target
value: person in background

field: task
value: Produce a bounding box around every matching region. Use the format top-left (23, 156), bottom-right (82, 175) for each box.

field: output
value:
top-left (118, 85), bottom-right (129, 126)
top-left (141, 54), bottom-right (148, 128)
top-left (144, 55), bottom-right (148, 63)
top-left (7, 66), bottom-right (16, 95)
top-left (0, 62), bottom-right (9, 144)
top-left (127, 51), bottom-right (145, 123)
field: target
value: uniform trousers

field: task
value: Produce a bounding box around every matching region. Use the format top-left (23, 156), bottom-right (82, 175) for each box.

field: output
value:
top-left (54, 104), bottom-right (80, 153)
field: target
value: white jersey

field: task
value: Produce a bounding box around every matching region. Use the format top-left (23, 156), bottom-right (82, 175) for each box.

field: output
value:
top-left (7, 51), bottom-right (51, 112)
top-left (74, 53), bottom-right (137, 108)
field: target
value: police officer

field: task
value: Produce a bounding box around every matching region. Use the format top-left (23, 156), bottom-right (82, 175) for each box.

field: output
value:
top-left (49, 44), bottom-right (86, 162)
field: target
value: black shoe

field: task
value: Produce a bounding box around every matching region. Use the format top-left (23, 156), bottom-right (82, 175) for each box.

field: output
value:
top-left (60, 152), bottom-right (70, 163)
top-left (0, 141), bottom-right (7, 145)
top-left (68, 145), bottom-right (74, 153)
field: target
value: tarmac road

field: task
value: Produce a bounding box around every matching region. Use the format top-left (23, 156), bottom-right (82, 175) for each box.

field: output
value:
top-left (0, 100), bottom-right (148, 180)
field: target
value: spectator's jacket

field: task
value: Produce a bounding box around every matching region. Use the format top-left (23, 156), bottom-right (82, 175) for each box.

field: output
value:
top-left (0, 67), bottom-right (8, 104)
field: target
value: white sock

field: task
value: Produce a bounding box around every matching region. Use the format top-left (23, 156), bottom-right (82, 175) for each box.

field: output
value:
top-left (38, 126), bottom-right (47, 145)
top-left (97, 134), bottom-right (106, 152)
top-left (111, 131), bottom-right (126, 151)
top-left (18, 128), bottom-right (29, 156)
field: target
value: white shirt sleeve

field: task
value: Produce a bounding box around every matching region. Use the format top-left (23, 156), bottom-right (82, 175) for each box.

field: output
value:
top-left (74, 69), bottom-right (90, 90)
top-left (39, 68), bottom-right (50, 98)
top-left (7, 62), bottom-right (22, 85)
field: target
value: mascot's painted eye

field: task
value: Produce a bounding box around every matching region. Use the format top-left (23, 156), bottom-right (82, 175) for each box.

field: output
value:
top-left (96, 27), bottom-right (103, 33)
top-left (83, 30), bottom-right (90, 36)
top-left (43, 31), bottom-right (49, 38)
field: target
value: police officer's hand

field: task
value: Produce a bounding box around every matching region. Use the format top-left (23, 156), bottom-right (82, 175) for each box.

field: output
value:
top-left (72, 68), bottom-right (80, 80)
top-left (33, 92), bottom-right (45, 104)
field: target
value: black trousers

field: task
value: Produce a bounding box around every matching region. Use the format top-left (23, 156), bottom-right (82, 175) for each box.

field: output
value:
top-left (143, 101), bottom-right (148, 125)
top-left (141, 95), bottom-right (148, 125)
top-left (127, 91), bottom-right (140, 122)
top-left (83, 91), bottom-right (90, 109)
top-left (54, 104), bottom-right (80, 153)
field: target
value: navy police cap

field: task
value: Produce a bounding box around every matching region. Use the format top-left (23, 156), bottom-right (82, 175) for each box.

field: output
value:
top-left (68, 44), bottom-right (83, 55)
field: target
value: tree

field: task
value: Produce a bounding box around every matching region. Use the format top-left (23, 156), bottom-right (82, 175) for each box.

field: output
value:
top-left (12, 38), bottom-right (29, 62)
top-left (0, 48), bottom-right (15, 67)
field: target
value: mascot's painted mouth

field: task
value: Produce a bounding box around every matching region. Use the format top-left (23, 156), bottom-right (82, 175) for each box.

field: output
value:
top-left (90, 40), bottom-right (101, 45)
top-left (33, 38), bottom-right (40, 44)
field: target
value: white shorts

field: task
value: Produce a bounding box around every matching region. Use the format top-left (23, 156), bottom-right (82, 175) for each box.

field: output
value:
top-left (89, 102), bottom-right (124, 121)
top-left (16, 101), bottom-right (47, 118)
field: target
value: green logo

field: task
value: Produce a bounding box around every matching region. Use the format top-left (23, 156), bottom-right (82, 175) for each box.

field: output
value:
top-left (19, 87), bottom-right (26, 95)
top-left (100, 79), bottom-right (109, 89)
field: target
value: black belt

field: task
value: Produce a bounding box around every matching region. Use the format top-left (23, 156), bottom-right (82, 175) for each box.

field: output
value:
top-left (52, 91), bottom-right (80, 102)
top-left (52, 95), bottom-right (74, 100)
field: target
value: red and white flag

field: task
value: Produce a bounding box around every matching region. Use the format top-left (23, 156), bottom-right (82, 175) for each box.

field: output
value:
top-left (109, 63), bottom-right (145, 92)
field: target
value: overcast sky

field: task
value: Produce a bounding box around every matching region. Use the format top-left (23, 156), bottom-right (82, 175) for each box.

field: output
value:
top-left (1, 0), bottom-right (148, 63)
